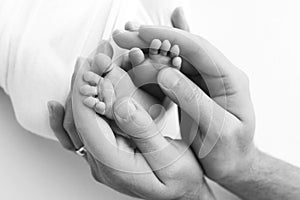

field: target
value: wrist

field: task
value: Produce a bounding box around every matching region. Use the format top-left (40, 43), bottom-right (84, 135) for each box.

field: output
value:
top-left (217, 144), bottom-right (260, 187)
top-left (179, 178), bottom-right (217, 200)
top-left (218, 143), bottom-right (259, 187)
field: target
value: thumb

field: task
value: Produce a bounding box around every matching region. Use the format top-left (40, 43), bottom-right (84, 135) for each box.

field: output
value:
top-left (113, 97), bottom-right (182, 171)
top-left (157, 68), bottom-right (229, 157)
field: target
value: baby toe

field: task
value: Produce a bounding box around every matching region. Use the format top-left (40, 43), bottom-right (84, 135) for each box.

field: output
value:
top-left (91, 53), bottom-right (113, 76)
top-left (170, 44), bottom-right (180, 58)
top-left (80, 85), bottom-right (98, 96)
top-left (160, 40), bottom-right (171, 56)
top-left (95, 40), bottom-right (113, 59)
top-left (94, 101), bottom-right (106, 115)
top-left (149, 39), bottom-right (162, 55)
top-left (172, 57), bottom-right (182, 70)
top-left (129, 48), bottom-right (145, 67)
top-left (83, 96), bottom-right (99, 109)
top-left (83, 71), bottom-right (101, 86)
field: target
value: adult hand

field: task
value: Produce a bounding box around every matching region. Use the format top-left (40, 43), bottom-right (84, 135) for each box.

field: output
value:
top-left (113, 25), bottom-right (256, 183)
top-left (49, 49), bottom-right (214, 200)
top-left (48, 8), bottom-right (216, 200)
top-left (112, 13), bottom-right (300, 200)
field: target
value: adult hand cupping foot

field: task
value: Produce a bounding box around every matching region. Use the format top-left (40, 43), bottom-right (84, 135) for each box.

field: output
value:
top-left (113, 22), bottom-right (300, 200)
top-left (113, 24), bottom-right (256, 182)
top-left (48, 8), bottom-right (216, 200)
top-left (71, 54), bottom-right (214, 200)
top-left (49, 46), bottom-right (215, 200)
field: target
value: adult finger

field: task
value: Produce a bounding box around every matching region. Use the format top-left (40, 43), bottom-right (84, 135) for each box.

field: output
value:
top-left (63, 58), bottom-right (86, 149)
top-left (63, 98), bottom-right (83, 149)
top-left (157, 68), bottom-right (230, 143)
top-left (65, 41), bottom-right (114, 148)
top-left (48, 101), bottom-right (75, 151)
top-left (72, 58), bottom-right (123, 168)
top-left (171, 7), bottom-right (190, 31)
top-left (113, 97), bottom-right (183, 171)
top-left (113, 30), bottom-right (148, 50)
top-left (171, 7), bottom-right (199, 75)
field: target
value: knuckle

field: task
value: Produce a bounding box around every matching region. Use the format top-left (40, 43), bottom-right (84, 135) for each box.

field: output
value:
top-left (171, 77), bottom-right (185, 92)
top-left (183, 84), bottom-right (202, 103)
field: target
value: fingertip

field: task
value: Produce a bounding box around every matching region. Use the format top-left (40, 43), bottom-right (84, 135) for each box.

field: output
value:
top-left (47, 101), bottom-right (55, 115)
top-left (125, 21), bottom-right (140, 31)
top-left (48, 101), bottom-right (64, 117)
top-left (171, 7), bottom-right (190, 32)
top-left (47, 101), bottom-right (75, 151)
top-left (112, 29), bottom-right (125, 37)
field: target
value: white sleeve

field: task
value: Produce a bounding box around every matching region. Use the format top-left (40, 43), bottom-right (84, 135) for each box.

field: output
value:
top-left (2, 0), bottom-right (113, 140)
top-left (1, 0), bottom-right (191, 141)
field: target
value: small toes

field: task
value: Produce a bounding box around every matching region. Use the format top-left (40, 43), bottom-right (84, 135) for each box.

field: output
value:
top-left (129, 48), bottom-right (145, 66)
top-left (170, 45), bottom-right (180, 58)
top-left (94, 101), bottom-right (106, 115)
top-left (160, 40), bottom-right (171, 56)
top-left (80, 85), bottom-right (98, 96)
top-left (83, 96), bottom-right (99, 108)
top-left (172, 57), bottom-right (182, 70)
top-left (83, 71), bottom-right (101, 86)
top-left (91, 53), bottom-right (113, 76)
top-left (149, 39), bottom-right (162, 55)
top-left (83, 97), bottom-right (106, 115)
top-left (125, 21), bottom-right (140, 32)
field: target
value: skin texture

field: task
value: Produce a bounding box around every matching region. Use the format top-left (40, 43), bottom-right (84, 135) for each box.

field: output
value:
top-left (48, 8), bottom-right (217, 200)
top-left (112, 25), bottom-right (300, 199)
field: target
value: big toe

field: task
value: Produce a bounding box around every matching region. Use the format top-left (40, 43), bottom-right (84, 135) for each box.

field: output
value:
top-left (95, 40), bottom-right (114, 58)
top-left (128, 48), bottom-right (145, 67)
top-left (91, 53), bottom-right (113, 76)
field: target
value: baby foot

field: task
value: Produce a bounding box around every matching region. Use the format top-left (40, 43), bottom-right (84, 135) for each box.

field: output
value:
top-left (128, 39), bottom-right (181, 100)
top-left (80, 53), bottom-right (162, 120)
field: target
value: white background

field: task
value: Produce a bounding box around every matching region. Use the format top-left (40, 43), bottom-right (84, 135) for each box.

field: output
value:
top-left (1, 0), bottom-right (300, 199)
top-left (188, 0), bottom-right (300, 166)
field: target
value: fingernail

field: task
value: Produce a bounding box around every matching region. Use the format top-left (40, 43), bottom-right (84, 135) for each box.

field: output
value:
top-left (158, 68), bottom-right (181, 89)
top-left (114, 99), bottom-right (136, 121)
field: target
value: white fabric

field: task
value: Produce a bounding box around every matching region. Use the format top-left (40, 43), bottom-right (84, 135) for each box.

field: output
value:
top-left (0, 0), bottom-right (190, 140)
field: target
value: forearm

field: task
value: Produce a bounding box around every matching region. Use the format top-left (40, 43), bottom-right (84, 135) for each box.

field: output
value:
top-left (220, 148), bottom-right (300, 200)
